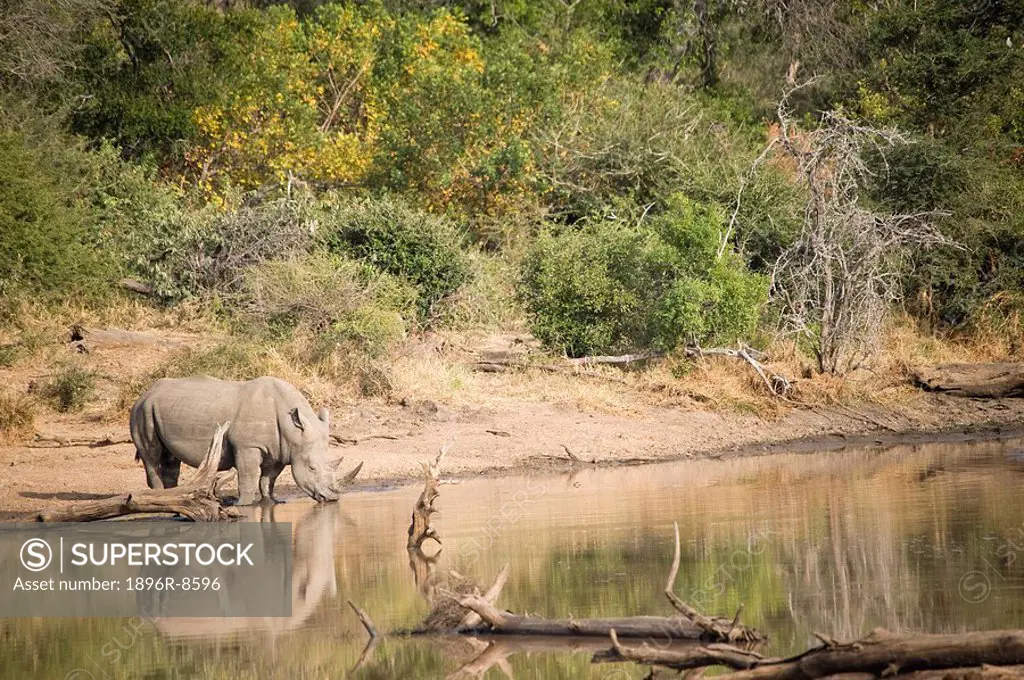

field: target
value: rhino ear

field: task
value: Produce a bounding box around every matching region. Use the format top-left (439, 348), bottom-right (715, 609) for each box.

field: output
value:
top-left (289, 407), bottom-right (305, 432)
top-left (318, 407), bottom-right (329, 426)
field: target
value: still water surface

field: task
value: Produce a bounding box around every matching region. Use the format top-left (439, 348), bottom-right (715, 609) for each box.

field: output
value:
top-left (5, 435), bottom-right (1024, 678)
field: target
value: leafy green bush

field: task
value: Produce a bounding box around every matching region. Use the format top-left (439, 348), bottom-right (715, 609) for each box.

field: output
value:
top-left (520, 196), bottom-right (768, 356)
top-left (319, 197), bottom-right (470, 318)
top-left (0, 131), bottom-right (116, 301)
top-left (41, 363), bottom-right (97, 412)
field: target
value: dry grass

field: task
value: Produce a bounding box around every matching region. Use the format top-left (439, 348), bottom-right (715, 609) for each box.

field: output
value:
top-left (0, 392), bottom-right (35, 442)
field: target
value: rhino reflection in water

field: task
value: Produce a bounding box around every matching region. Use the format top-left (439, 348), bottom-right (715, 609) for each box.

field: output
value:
top-left (152, 502), bottom-right (341, 640)
top-left (131, 376), bottom-right (341, 504)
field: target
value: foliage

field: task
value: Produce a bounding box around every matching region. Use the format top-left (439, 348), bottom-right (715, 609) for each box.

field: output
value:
top-left (1, 0), bottom-right (1023, 369)
top-left (0, 130), bottom-right (117, 302)
top-left (234, 252), bottom-right (415, 352)
top-left (121, 197), bottom-right (317, 300)
top-left (319, 196), bottom-right (470, 318)
top-left (521, 196), bottom-right (768, 357)
top-left (40, 363), bottom-right (97, 412)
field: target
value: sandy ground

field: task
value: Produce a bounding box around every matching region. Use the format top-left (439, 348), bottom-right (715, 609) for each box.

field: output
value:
top-left (3, 324), bottom-right (1024, 520)
top-left (4, 384), bottom-right (1024, 521)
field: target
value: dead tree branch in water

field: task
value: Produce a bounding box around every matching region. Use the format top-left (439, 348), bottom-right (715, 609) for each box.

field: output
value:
top-left (407, 442), bottom-right (449, 600)
top-left (595, 629), bottom-right (768, 670)
top-left (666, 522), bottom-right (763, 643)
top-left (598, 628), bottom-right (1024, 679)
top-left (37, 423), bottom-right (239, 522)
top-left (348, 600), bottom-right (380, 674)
top-left (456, 563), bottom-right (511, 631)
top-left (409, 523), bottom-right (762, 642)
top-left (714, 628), bottom-right (1024, 680)
top-left (408, 442), bottom-right (448, 550)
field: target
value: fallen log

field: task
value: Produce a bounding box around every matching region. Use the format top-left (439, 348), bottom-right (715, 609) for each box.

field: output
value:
top-left (425, 523), bottom-right (761, 643)
top-left (456, 563), bottom-right (510, 631)
top-left (714, 628), bottom-right (1024, 680)
top-left (475, 344), bottom-right (791, 396)
top-left (37, 423), bottom-right (238, 522)
top-left (913, 363), bottom-right (1024, 398)
top-left (566, 351), bottom-right (666, 366)
top-left (28, 434), bottom-right (133, 449)
top-left (456, 594), bottom-right (706, 638)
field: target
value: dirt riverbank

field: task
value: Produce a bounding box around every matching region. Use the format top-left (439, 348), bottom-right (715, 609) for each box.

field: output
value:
top-left (3, 386), bottom-right (1023, 521)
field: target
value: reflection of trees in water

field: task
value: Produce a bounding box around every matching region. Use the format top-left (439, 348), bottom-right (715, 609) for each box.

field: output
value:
top-left (736, 439), bottom-right (1024, 651)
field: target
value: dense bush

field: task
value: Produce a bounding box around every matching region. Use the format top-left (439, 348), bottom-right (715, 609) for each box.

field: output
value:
top-left (235, 252), bottom-right (415, 352)
top-left (319, 197), bottom-right (470, 318)
top-left (0, 131), bottom-right (117, 301)
top-left (521, 196), bottom-right (768, 357)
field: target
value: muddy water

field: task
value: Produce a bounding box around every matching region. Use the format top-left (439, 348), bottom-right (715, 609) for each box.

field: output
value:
top-left (5, 435), bottom-right (1024, 679)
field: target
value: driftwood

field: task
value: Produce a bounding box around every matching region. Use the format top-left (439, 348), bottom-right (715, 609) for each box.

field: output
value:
top-left (595, 628), bottom-right (768, 670)
top-left (666, 522), bottom-right (763, 643)
top-left (408, 443), bottom-right (447, 550)
top-left (456, 563), bottom-right (511, 631)
top-left (456, 594), bottom-right (706, 638)
top-left (599, 628), bottom-right (1024, 679)
top-left (415, 523), bottom-right (762, 645)
top-left (348, 600), bottom-right (381, 674)
top-left (713, 628), bottom-right (1024, 680)
top-left (407, 443), bottom-right (449, 600)
top-left (913, 363), bottom-right (1024, 398)
top-left (37, 423), bottom-right (238, 522)
top-left (330, 430), bottom-right (415, 446)
top-left (474, 344), bottom-right (791, 396)
top-left (28, 433), bottom-right (133, 449)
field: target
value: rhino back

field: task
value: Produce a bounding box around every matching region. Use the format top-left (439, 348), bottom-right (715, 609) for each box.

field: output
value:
top-left (132, 377), bottom-right (260, 467)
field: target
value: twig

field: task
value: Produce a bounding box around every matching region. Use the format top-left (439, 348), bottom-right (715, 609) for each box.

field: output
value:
top-left (348, 600), bottom-right (379, 639)
top-left (561, 444), bottom-right (582, 464)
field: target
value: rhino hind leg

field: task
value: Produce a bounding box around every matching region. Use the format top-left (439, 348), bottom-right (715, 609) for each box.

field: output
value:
top-left (140, 453), bottom-right (165, 490)
top-left (159, 457), bottom-right (181, 489)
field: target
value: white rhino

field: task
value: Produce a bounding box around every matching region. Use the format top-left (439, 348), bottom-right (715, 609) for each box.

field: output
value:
top-left (130, 376), bottom-right (339, 504)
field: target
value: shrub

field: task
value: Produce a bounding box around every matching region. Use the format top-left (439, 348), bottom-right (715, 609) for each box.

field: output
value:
top-left (0, 130), bottom-right (116, 301)
top-left (0, 392), bottom-right (35, 441)
top-left (234, 252), bottom-right (415, 353)
top-left (319, 197), bottom-right (470, 318)
top-left (41, 363), bottom-right (97, 412)
top-left (520, 196), bottom-right (768, 357)
top-left (120, 196), bottom-right (317, 300)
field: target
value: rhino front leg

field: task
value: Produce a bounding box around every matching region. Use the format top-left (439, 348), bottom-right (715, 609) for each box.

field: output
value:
top-left (235, 448), bottom-right (263, 506)
top-left (260, 463), bottom-right (285, 503)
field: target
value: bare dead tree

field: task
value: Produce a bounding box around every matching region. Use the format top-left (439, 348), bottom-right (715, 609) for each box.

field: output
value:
top-left (769, 85), bottom-right (948, 375)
